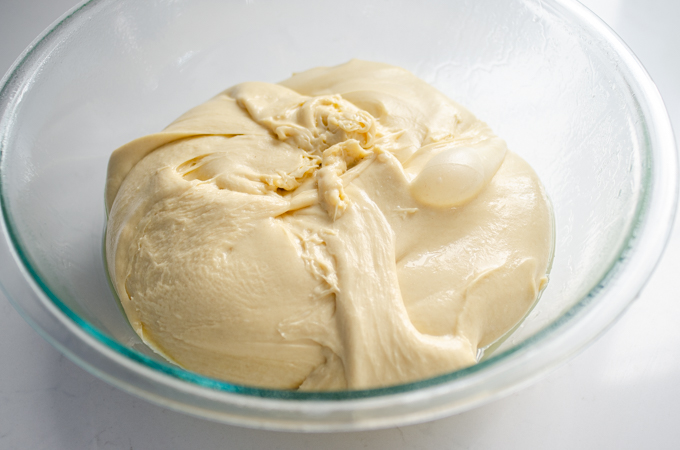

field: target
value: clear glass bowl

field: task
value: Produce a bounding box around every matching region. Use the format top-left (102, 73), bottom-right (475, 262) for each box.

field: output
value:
top-left (0, 0), bottom-right (676, 432)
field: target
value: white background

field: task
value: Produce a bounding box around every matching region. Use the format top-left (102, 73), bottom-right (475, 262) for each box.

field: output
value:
top-left (1, 0), bottom-right (679, 448)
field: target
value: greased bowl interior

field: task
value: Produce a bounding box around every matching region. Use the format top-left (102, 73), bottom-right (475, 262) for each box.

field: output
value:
top-left (0, 0), bottom-right (676, 431)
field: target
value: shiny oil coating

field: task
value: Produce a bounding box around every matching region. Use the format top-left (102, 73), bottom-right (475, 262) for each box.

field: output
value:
top-left (105, 60), bottom-right (552, 390)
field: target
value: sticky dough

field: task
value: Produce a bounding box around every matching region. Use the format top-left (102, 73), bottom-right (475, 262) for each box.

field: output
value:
top-left (105, 60), bottom-right (552, 390)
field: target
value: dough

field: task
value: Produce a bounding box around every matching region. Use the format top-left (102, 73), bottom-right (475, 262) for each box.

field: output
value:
top-left (105, 60), bottom-right (552, 390)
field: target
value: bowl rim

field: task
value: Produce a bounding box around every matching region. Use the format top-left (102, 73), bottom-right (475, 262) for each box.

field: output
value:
top-left (0, 0), bottom-right (677, 431)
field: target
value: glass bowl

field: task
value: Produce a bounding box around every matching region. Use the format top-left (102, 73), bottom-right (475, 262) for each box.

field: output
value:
top-left (0, 0), bottom-right (676, 432)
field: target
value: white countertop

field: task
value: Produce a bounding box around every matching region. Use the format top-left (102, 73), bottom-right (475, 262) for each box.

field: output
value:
top-left (1, 0), bottom-right (679, 448)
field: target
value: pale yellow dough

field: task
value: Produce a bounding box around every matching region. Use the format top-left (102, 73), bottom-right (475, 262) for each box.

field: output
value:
top-left (105, 60), bottom-right (552, 390)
